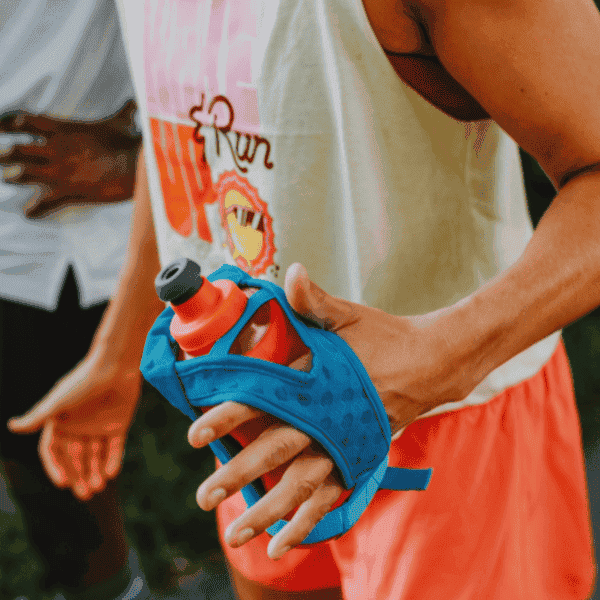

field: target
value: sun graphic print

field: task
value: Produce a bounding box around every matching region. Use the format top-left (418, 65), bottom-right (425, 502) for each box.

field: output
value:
top-left (216, 171), bottom-right (276, 276)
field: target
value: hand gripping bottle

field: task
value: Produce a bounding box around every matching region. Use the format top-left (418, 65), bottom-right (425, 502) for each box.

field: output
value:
top-left (154, 258), bottom-right (313, 497)
top-left (145, 259), bottom-right (432, 544)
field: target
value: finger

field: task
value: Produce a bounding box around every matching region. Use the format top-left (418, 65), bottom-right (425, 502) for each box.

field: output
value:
top-left (196, 423), bottom-right (311, 511)
top-left (52, 436), bottom-right (83, 490)
top-left (3, 165), bottom-right (55, 186)
top-left (1, 164), bottom-right (23, 182)
top-left (0, 112), bottom-right (28, 132)
top-left (7, 366), bottom-right (89, 434)
top-left (88, 439), bottom-right (106, 493)
top-left (187, 401), bottom-right (264, 448)
top-left (66, 439), bottom-right (91, 500)
top-left (44, 433), bottom-right (88, 499)
top-left (0, 112), bottom-right (58, 137)
top-left (105, 435), bottom-right (125, 478)
top-left (8, 389), bottom-right (65, 434)
top-left (284, 262), bottom-right (355, 331)
top-left (0, 145), bottom-right (50, 166)
top-left (223, 446), bottom-right (337, 548)
top-left (267, 475), bottom-right (343, 560)
top-left (38, 421), bottom-right (69, 487)
top-left (24, 191), bottom-right (73, 220)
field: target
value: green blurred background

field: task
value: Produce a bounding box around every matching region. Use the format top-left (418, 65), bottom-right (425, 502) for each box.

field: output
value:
top-left (1, 157), bottom-right (600, 598)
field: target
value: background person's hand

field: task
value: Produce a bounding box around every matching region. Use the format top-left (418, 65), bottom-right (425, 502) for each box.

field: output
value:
top-left (6, 351), bottom-right (142, 500)
top-left (0, 100), bottom-right (141, 219)
top-left (188, 263), bottom-right (474, 560)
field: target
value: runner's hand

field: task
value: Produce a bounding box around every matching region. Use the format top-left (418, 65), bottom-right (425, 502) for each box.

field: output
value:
top-left (7, 352), bottom-right (141, 500)
top-left (189, 403), bottom-right (345, 560)
top-left (189, 263), bottom-right (473, 559)
top-left (0, 100), bottom-right (141, 218)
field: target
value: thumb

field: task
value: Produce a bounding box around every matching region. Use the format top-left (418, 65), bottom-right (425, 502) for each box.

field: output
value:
top-left (7, 387), bottom-right (68, 434)
top-left (284, 262), bottom-right (352, 331)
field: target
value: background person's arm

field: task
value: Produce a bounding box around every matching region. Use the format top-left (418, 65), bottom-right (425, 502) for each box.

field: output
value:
top-left (7, 149), bottom-right (164, 500)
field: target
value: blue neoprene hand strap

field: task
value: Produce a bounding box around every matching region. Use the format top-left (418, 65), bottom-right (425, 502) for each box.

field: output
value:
top-left (141, 264), bottom-right (432, 544)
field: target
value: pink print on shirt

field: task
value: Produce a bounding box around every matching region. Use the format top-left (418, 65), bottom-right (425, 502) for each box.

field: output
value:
top-left (144, 0), bottom-right (276, 276)
top-left (145, 0), bottom-right (260, 130)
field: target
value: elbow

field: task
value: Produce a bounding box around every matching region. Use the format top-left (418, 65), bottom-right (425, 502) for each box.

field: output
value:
top-left (558, 162), bottom-right (600, 190)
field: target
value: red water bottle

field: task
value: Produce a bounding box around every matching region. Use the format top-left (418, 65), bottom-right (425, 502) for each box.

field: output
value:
top-left (155, 258), bottom-right (310, 495)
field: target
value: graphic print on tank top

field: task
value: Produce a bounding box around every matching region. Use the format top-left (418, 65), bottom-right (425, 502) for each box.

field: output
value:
top-left (144, 0), bottom-right (277, 276)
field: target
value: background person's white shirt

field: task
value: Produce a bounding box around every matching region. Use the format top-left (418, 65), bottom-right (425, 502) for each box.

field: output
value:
top-left (0, 0), bottom-right (135, 310)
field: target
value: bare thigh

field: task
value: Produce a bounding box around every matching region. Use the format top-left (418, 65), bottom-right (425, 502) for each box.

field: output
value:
top-left (227, 559), bottom-right (344, 600)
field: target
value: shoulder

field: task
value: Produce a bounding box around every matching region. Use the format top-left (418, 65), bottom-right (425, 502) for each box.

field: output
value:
top-left (363, 0), bottom-right (600, 185)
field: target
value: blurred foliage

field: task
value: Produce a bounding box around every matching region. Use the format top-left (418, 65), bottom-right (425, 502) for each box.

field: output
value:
top-left (117, 383), bottom-right (221, 590)
top-left (0, 476), bottom-right (45, 599)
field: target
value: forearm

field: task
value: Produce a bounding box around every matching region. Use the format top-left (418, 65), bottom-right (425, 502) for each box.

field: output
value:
top-left (442, 170), bottom-right (600, 392)
top-left (89, 147), bottom-right (164, 367)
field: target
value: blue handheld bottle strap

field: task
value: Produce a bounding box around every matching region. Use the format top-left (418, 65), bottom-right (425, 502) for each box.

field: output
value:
top-left (141, 265), bottom-right (433, 544)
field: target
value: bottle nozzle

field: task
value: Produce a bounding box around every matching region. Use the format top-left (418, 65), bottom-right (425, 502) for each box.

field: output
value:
top-left (156, 259), bottom-right (247, 355)
top-left (155, 258), bottom-right (202, 305)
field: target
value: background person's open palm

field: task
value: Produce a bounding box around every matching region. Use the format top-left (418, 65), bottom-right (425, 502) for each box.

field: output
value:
top-left (7, 353), bottom-right (142, 500)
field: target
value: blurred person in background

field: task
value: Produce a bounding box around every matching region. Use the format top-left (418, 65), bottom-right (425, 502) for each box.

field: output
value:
top-left (0, 1), bottom-right (146, 599)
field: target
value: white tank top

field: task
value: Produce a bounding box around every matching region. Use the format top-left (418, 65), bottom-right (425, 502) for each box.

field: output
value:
top-left (116, 0), bottom-right (560, 417)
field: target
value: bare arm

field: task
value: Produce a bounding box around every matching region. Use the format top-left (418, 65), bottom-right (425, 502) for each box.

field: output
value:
top-left (88, 147), bottom-right (164, 368)
top-left (395, 0), bottom-right (600, 393)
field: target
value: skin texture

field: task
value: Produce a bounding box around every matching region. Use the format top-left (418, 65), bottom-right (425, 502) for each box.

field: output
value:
top-left (0, 100), bottom-right (141, 218)
top-left (8, 0), bottom-right (600, 597)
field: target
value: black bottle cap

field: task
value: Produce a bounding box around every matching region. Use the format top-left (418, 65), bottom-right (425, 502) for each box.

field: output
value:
top-left (155, 258), bottom-right (202, 305)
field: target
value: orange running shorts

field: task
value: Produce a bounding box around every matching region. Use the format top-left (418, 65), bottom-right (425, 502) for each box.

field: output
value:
top-left (217, 340), bottom-right (595, 599)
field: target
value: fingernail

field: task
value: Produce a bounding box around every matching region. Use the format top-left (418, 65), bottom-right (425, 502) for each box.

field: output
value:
top-left (106, 459), bottom-right (118, 475)
top-left (270, 545), bottom-right (291, 560)
top-left (3, 165), bottom-right (21, 179)
top-left (235, 527), bottom-right (254, 546)
top-left (193, 427), bottom-right (214, 447)
top-left (206, 487), bottom-right (226, 509)
top-left (90, 474), bottom-right (102, 488)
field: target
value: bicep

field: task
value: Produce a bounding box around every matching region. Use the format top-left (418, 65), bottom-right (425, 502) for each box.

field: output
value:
top-left (418, 0), bottom-right (600, 187)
